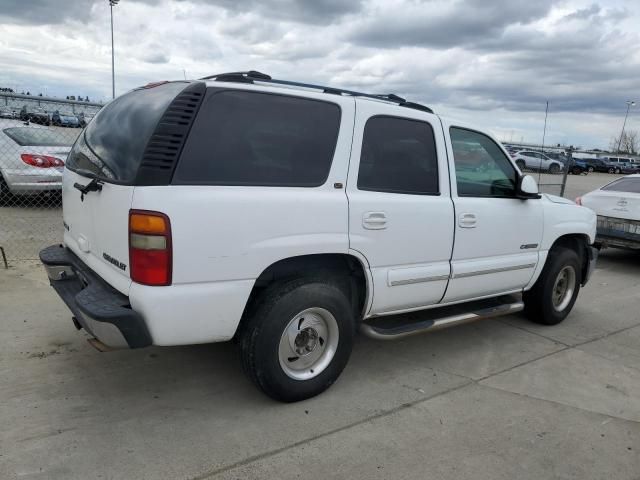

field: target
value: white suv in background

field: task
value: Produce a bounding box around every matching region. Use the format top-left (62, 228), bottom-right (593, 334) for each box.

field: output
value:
top-left (513, 150), bottom-right (564, 173)
top-left (41, 71), bottom-right (598, 402)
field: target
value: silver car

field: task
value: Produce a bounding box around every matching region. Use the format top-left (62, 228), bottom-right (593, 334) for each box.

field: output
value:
top-left (513, 150), bottom-right (564, 174)
top-left (0, 124), bottom-right (77, 201)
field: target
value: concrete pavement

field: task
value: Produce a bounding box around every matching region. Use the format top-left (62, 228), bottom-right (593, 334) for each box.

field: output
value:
top-left (1, 250), bottom-right (639, 479)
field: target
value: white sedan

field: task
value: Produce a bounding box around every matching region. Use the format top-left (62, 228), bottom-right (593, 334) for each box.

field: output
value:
top-left (578, 174), bottom-right (640, 250)
top-left (0, 122), bottom-right (77, 202)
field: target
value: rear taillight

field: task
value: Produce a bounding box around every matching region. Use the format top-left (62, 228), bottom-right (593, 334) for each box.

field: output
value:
top-left (129, 210), bottom-right (172, 286)
top-left (21, 154), bottom-right (65, 168)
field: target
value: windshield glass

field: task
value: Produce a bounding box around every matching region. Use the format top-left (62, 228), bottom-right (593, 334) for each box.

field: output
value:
top-left (3, 127), bottom-right (77, 146)
top-left (601, 177), bottom-right (640, 193)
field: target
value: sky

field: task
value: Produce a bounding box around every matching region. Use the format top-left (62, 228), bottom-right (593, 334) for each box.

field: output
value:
top-left (0, 0), bottom-right (638, 150)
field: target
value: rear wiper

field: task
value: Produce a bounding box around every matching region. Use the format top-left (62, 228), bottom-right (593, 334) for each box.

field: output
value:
top-left (73, 177), bottom-right (103, 201)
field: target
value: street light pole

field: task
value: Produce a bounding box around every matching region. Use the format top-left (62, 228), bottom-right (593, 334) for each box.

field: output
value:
top-left (617, 100), bottom-right (636, 153)
top-left (109, 0), bottom-right (119, 99)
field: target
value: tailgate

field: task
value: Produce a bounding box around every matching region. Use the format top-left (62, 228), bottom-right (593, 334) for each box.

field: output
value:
top-left (63, 169), bottom-right (134, 295)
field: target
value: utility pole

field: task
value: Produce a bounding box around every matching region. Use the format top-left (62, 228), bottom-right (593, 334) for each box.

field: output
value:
top-left (617, 100), bottom-right (636, 153)
top-left (109, 0), bottom-right (119, 99)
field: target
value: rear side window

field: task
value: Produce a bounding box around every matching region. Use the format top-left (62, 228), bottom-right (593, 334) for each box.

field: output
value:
top-left (601, 177), bottom-right (640, 193)
top-left (67, 82), bottom-right (189, 182)
top-left (357, 116), bottom-right (439, 195)
top-left (173, 90), bottom-right (341, 187)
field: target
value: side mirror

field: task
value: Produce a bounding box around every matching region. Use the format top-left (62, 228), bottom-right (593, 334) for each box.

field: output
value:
top-left (517, 175), bottom-right (540, 199)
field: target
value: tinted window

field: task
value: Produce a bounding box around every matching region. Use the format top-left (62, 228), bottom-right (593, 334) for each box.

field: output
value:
top-left (602, 177), bottom-right (640, 193)
top-left (450, 127), bottom-right (517, 197)
top-left (174, 90), bottom-right (341, 187)
top-left (69, 82), bottom-right (189, 182)
top-left (357, 116), bottom-right (438, 195)
top-left (3, 127), bottom-right (76, 147)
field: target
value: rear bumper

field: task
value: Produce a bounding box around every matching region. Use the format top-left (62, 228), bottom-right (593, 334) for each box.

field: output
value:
top-left (4, 168), bottom-right (62, 194)
top-left (596, 216), bottom-right (640, 250)
top-left (39, 244), bottom-right (151, 349)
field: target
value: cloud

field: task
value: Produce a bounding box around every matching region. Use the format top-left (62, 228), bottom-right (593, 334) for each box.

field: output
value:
top-left (0, 0), bottom-right (638, 149)
top-left (0, 0), bottom-right (96, 24)
top-left (198, 0), bottom-right (364, 24)
top-left (349, 0), bottom-right (555, 48)
top-left (563, 3), bottom-right (601, 20)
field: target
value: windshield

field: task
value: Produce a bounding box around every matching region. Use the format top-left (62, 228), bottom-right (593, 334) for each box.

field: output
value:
top-left (601, 177), bottom-right (640, 194)
top-left (3, 127), bottom-right (77, 146)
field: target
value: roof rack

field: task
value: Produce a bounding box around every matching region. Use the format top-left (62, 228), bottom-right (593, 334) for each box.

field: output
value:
top-left (199, 71), bottom-right (434, 114)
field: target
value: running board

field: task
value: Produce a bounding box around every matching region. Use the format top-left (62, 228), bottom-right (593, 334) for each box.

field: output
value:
top-left (360, 296), bottom-right (524, 341)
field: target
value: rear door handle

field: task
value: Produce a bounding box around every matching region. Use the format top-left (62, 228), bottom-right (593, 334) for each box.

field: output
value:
top-left (363, 212), bottom-right (387, 230)
top-left (458, 213), bottom-right (477, 228)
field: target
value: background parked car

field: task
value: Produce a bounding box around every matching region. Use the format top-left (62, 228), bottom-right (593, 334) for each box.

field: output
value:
top-left (19, 105), bottom-right (51, 125)
top-left (76, 112), bottom-right (94, 128)
top-left (0, 107), bottom-right (18, 119)
top-left (51, 111), bottom-right (80, 128)
top-left (567, 158), bottom-right (589, 175)
top-left (513, 150), bottom-right (564, 173)
top-left (582, 158), bottom-right (611, 173)
top-left (579, 174), bottom-right (640, 250)
top-left (619, 162), bottom-right (640, 174)
top-left (0, 125), bottom-right (76, 203)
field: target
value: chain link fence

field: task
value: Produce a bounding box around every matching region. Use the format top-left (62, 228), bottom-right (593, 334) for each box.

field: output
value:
top-left (0, 93), bottom-right (102, 264)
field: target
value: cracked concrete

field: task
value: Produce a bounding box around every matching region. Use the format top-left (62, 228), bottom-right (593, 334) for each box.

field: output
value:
top-left (1, 248), bottom-right (639, 480)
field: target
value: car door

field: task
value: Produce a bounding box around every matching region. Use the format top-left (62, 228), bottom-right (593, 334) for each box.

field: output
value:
top-left (347, 100), bottom-right (454, 315)
top-left (441, 122), bottom-right (544, 303)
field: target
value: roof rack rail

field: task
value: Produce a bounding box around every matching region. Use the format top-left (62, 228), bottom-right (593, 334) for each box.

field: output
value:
top-left (199, 71), bottom-right (434, 114)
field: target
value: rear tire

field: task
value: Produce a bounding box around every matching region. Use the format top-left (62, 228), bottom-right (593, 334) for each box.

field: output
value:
top-left (549, 163), bottom-right (560, 174)
top-left (524, 247), bottom-right (581, 325)
top-left (239, 277), bottom-right (355, 402)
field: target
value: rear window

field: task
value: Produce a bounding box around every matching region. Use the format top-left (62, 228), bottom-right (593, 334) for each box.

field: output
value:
top-left (67, 82), bottom-right (189, 182)
top-left (3, 127), bottom-right (76, 147)
top-left (173, 90), bottom-right (341, 187)
top-left (601, 177), bottom-right (640, 193)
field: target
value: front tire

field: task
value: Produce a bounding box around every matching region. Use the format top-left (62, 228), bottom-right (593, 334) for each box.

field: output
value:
top-left (524, 247), bottom-right (581, 325)
top-left (239, 278), bottom-right (355, 402)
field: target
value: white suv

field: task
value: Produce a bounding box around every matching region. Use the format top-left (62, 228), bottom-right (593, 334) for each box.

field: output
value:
top-left (41, 71), bottom-right (598, 402)
top-left (513, 150), bottom-right (564, 173)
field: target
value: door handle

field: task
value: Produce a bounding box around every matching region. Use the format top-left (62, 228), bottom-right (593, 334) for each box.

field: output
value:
top-left (458, 213), bottom-right (477, 228)
top-left (363, 212), bottom-right (387, 230)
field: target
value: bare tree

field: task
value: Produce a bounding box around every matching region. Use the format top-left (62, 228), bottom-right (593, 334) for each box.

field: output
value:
top-left (609, 130), bottom-right (639, 154)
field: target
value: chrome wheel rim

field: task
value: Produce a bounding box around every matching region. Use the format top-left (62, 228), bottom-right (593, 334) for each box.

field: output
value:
top-left (278, 307), bottom-right (339, 381)
top-left (551, 266), bottom-right (576, 312)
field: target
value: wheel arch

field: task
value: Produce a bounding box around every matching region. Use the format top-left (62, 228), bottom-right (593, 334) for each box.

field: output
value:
top-left (530, 233), bottom-right (592, 288)
top-left (238, 253), bottom-right (372, 335)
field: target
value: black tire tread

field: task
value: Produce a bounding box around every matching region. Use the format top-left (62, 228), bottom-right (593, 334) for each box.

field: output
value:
top-left (239, 276), bottom-right (354, 402)
top-left (524, 246), bottom-right (581, 325)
